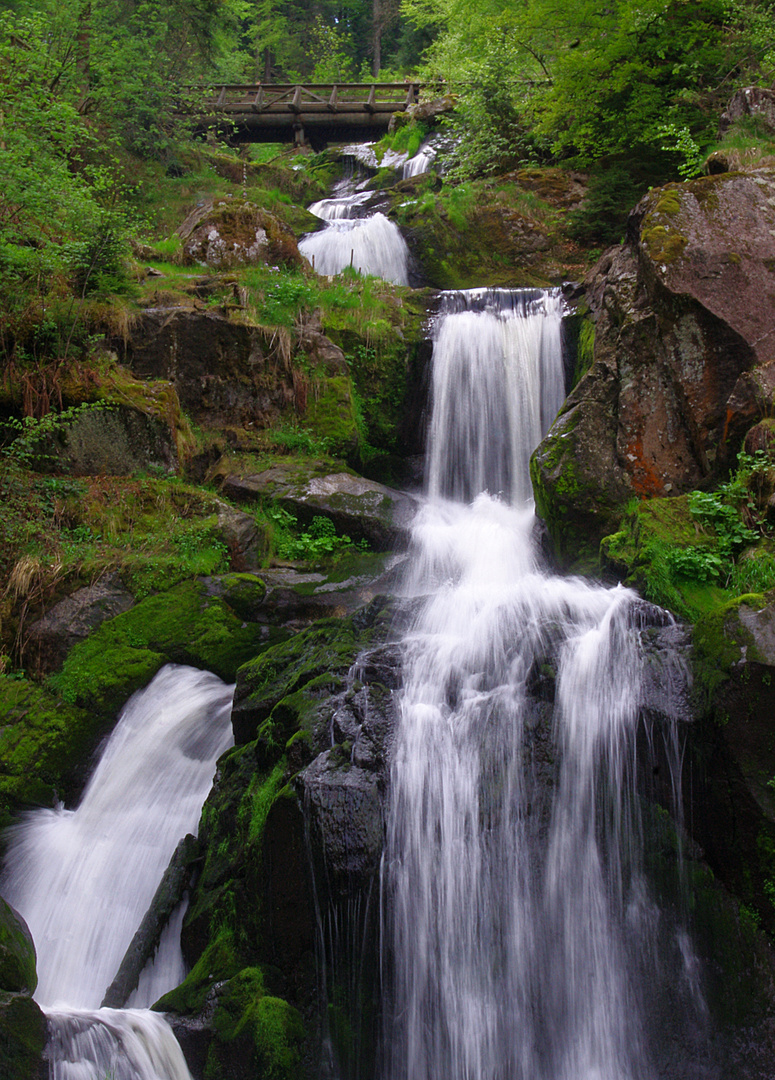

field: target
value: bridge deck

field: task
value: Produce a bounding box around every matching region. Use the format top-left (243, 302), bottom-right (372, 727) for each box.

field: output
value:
top-left (192, 82), bottom-right (422, 143)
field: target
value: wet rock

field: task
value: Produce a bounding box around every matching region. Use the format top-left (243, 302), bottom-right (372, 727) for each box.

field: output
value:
top-left (26, 573), bottom-right (135, 675)
top-left (102, 835), bottom-right (199, 1008)
top-left (532, 170), bottom-right (775, 566)
top-left (691, 595), bottom-right (775, 935)
top-left (300, 752), bottom-right (384, 897)
top-left (0, 992), bottom-right (47, 1080)
top-left (0, 900), bottom-right (37, 996)
top-left (222, 464), bottom-right (419, 549)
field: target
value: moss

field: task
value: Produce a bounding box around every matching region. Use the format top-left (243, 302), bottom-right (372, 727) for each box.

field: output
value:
top-left (530, 408), bottom-right (621, 570)
top-left (48, 579), bottom-right (272, 715)
top-left (0, 676), bottom-right (103, 821)
top-left (244, 759), bottom-right (286, 844)
top-left (692, 594), bottom-right (767, 707)
top-left (204, 970), bottom-right (305, 1080)
top-left (574, 317), bottom-right (595, 387)
top-left (0, 992), bottom-right (47, 1080)
top-left (654, 189), bottom-right (682, 216)
top-left (232, 615), bottom-right (371, 746)
top-left (219, 573), bottom-right (267, 621)
top-left (155, 931), bottom-right (242, 1015)
top-left (599, 496), bottom-right (740, 621)
top-left (302, 375), bottom-right (362, 460)
top-left (0, 900), bottom-right (36, 995)
top-left (642, 224), bottom-right (688, 263)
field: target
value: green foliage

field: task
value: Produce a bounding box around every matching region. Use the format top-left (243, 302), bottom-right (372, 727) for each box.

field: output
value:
top-left (567, 165), bottom-right (646, 246)
top-left (0, 403), bottom-right (114, 465)
top-left (267, 508), bottom-right (365, 561)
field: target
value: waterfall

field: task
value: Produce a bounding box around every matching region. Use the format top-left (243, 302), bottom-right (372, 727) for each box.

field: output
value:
top-left (1, 664), bottom-right (235, 1080)
top-left (402, 143), bottom-right (436, 178)
top-left (382, 289), bottom-right (696, 1080)
top-left (299, 171), bottom-right (410, 285)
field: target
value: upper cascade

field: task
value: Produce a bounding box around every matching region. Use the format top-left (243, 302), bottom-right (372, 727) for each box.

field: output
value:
top-left (426, 288), bottom-right (566, 504)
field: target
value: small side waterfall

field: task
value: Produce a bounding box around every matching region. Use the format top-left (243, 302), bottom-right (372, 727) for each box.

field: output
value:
top-left (1, 664), bottom-right (235, 1080)
top-left (382, 289), bottom-right (698, 1080)
top-left (299, 172), bottom-right (410, 285)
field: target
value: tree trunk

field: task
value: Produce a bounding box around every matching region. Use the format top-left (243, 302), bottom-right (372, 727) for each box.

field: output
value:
top-left (372, 0), bottom-right (382, 77)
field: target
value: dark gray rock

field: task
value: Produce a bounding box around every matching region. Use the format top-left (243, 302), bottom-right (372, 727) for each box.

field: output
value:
top-left (123, 310), bottom-right (295, 429)
top-left (34, 404), bottom-right (178, 478)
top-left (26, 573), bottom-right (135, 675)
top-left (213, 501), bottom-right (269, 571)
top-left (222, 465), bottom-right (419, 549)
top-left (102, 834), bottom-right (199, 1008)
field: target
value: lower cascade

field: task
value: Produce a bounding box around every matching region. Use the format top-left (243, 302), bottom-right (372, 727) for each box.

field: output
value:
top-left (380, 288), bottom-right (701, 1080)
top-left (1, 664), bottom-right (235, 1080)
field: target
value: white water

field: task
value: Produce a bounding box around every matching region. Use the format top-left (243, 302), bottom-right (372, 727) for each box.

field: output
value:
top-left (1, 664), bottom-right (235, 1080)
top-left (299, 172), bottom-right (410, 285)
top-left (402, 143), bottom-right (436, 178)
top-left (383, 289), bottom-right (691, 1080)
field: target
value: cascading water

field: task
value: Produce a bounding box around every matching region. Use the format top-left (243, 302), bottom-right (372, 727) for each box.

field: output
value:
top-left (1, 663), bottom-right (235, 1080)
top-left (382, 288), bottom-right (698, 1080)
top-left (298, 170), bottom-right (410, 285)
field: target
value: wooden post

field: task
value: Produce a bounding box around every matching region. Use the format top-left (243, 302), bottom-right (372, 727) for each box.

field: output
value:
top-left (365, 84), bottom-right (376, 113)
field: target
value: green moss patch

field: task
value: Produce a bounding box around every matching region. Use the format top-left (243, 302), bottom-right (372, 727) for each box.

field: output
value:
top-left (0, 677), bottom-right (99, 821)
top-left (48, 579), bottom-right (272, 716)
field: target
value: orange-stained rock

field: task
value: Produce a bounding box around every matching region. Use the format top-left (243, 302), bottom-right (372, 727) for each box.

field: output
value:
top-left (532, 170), bottom-right (775, 567)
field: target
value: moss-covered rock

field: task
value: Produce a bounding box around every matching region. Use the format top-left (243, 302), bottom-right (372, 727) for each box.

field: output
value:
top-left (0, 677), bottom-right (96, 822)
top-left (687, 593), bottom-right (775, 936)
top-left (533, 170), bottom-right (775, 569)
top-left (47, 579), bottom-right (276, 718)
top-left (389, 169), bottom-right (588, 288)
top-left (202, 968), bottom-right (306, 1080)
top-left (599, 495), bottom-right (732, 620)
top-left (0, 900), bottom-right (36, 996)
top-left (171, 599), bottom-right (399, 1077)
top-left (530, 353), bottom-right (630, 570)
top-left (0, 993), bottom-right (46, 1080)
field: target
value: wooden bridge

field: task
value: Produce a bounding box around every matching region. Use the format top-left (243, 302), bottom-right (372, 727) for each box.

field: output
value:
top-left (191, 82), bottom-right (423, 146)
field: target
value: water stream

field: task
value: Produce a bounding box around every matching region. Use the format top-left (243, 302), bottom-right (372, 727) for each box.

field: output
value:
top-left (1, 664), bottom-right (234, 1080)
top-left (298, 166), bottom-right (409, 285)
top-left (381, 288), bottom-right (697, 1080)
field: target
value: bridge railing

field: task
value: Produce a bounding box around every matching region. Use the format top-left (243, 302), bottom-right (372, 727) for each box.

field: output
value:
top-left (196, 82), bottom-right (422, 117)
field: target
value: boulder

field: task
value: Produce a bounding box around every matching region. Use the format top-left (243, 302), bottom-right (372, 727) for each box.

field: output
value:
top-left (179, 200), bottom-right (302, 269)
top-left (222, 464), bottom-right (419, 549)
top-left (0, 900), bottom-right (36, 996)
top-left (26, 573), bottom-right (135, 675)
top-left (691, 594), bottom-right (775, 937)
top-left (123, 310), bottom-right (295, 429)
top-left (0, 993), bottom-right (47, 1080)
top-left (33, 403), bottom-right (179, 477)
top-left (213, 502), bottom-right (269, 571)
top-left (532, 170), bottom-right (775, 566)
